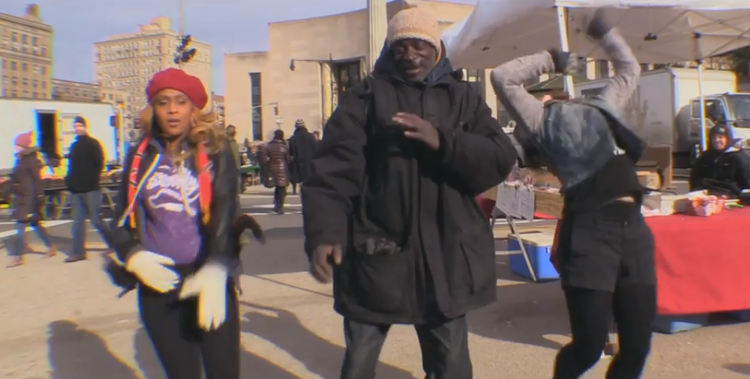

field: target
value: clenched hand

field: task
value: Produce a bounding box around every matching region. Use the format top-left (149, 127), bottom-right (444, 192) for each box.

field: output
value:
top-left (392, 113), bottom-right (441, 150)
top-left (310, 244), bottom-right (342, 284)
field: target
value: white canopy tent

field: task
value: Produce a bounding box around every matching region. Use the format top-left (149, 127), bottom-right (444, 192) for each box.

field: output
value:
top-left (442, 0), bottom-right (750, 150)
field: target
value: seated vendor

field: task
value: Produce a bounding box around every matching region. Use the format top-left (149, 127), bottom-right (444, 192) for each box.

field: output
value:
top-left (689, 124), bottom-right (750, 196)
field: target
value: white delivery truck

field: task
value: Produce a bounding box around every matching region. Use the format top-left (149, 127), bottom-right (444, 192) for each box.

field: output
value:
top-left (575, 67), bottom-right (750, 169)
top-left (0, 99), bottom-right (125, 174)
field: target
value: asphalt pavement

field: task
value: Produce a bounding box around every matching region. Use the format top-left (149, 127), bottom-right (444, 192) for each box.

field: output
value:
top-left (3, 185), bottom-right (750, 379)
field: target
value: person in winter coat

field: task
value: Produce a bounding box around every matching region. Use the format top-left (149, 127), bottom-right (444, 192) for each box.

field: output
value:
top-left (65, 116), bottom-right (114, 263)
top-left (6, 132), bottom-right (57, 268)
top-left (288, 119), bottom-right (317, 194)
top-left (302, 7), bottom-right (517, 379)
top-left (108, 68), bottom-right (241, 379)
top-left (492, 10), bottom-right (654, 379)
top-left (689, 123), bottom-right (750, 196)
top-left (261, 130), bottom-right (290, 214)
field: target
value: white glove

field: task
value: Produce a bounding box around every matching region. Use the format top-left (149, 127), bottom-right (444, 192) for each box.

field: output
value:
top-left (179, 262), bottom-right (229, 331)
top-left (125, 251), bottom-right (179, 293)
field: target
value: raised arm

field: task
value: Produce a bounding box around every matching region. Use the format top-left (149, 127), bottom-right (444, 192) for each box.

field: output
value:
top-left (490, 52), bottom-right (553, 135)
top-left (491, 49), bottom-right (578, 136)
top-left (587, 9), bottom-right (641, 112)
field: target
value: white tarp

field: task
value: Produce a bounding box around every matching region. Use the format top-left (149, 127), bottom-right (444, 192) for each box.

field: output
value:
top-left (443, 0), bottom-right (750, 69)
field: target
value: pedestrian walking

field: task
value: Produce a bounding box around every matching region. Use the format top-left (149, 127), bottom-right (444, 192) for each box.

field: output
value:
top-left (5, 132), bottom-right (57, 268)
top-left (65, 116), bottom-right (114, 263)
top-left (108, 68), bottom-right (241, 379)
top-left (261, 130), bottom-right (290, 214)
top-left (288, 118), bottom-right (317, 194)
top-left (492, 9), bottom-right (655, 379)
top-left (302, 7), bottom-right (517, 379)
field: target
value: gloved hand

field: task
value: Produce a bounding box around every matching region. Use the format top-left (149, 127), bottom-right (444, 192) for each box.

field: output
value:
top-left (179, 262), bottom-right (229, 331)
top-left (587, 8), bottom-right (613, 40)
top-left (125, 251), bottom-right (179, 293)
top-left (309, 244), bottom-right (342, 284)
top-left (547, 48), bottom-right (579, 75)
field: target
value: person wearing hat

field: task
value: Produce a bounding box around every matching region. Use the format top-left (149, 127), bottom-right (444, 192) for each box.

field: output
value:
top-left (689, 123), bottom-right (750, 195)
top-left (64, 115), bottom-right (113, 263)
top-left (492, 9), bottom-right (656, 379)
top-left (5, 132), bottom-right (57, 268)
top-left (288, 118), bottom-right (317, 195)
top-left (302, 6), bottom-right (517, 378)
top-left (107, 68), bottom-right (241, 379)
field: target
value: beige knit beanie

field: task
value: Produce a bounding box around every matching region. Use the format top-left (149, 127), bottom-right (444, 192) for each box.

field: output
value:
top-left (386, 7), bottom-right (441, 52)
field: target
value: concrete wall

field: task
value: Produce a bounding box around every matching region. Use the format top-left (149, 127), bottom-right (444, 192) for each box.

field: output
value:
top-left (224, 52), bottom-right (268, 141)
top-left (224, 0), bottom-right (477, 141)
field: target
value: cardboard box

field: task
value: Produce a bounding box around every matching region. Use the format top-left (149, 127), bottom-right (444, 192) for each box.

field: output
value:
top-left (637, 170), bottom-right (662, 190)
top-left (643, 193), bottom-right (690, 215)
top-left (534, 190), bottom-right (563, 219)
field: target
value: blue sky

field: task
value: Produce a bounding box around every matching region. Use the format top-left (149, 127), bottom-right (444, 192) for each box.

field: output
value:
top-left (3, 0), bottom-right (474, 94)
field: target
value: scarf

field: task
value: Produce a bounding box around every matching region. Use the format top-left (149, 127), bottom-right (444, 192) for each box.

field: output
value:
top-left (117, 138), bottom-right (212, 229)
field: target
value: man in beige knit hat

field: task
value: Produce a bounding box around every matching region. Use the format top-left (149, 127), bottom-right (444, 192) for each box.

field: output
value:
top-left (302, 6), bottom-right (518, 379)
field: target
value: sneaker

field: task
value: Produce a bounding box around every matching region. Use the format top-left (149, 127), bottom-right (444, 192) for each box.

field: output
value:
top-left (6, 256), bottom-right (23, 268)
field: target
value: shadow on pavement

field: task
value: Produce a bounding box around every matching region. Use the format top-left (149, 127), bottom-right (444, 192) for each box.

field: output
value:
top-left (47, 320), bottom-right (138, 379)
top-left (469, 258), bottom-right (569, 350)
top-left (133, 327), bottom-right (298, 379)
top-left (725, 363), bottom-right (750, 376)
top-left (240, 301), bottom-right (417, 379)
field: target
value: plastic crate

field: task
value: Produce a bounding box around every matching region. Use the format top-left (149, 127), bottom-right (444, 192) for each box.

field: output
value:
top-left (507, 232), bottom-right (560, 282)
top-left (653, 314), bottom-right (708, 334)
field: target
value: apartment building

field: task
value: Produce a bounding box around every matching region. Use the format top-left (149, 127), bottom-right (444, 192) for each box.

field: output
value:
top-left (51, 78), bottom-right (100, 102)
top-left (0, 4), bottom-right (53, 99)
top-left (94, 16), bottom-right (212, 131)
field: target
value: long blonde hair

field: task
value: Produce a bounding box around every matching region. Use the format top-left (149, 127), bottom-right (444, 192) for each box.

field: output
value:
top-left (137, 105), bottom-right (225, 162)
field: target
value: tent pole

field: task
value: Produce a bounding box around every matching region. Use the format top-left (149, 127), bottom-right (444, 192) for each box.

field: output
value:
top-left (557, 6), bottom-right (575, 97)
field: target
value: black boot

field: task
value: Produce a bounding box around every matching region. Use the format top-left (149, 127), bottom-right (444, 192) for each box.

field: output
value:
top-left (277, 187), bottom-right (287, 215)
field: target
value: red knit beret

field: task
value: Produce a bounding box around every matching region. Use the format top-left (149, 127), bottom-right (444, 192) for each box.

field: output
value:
top-left (146, 68), bottom-right (208, 110)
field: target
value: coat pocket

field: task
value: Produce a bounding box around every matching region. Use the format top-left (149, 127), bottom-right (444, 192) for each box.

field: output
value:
top-left (348, 251), bottom-right (409, 314)
top-left (452, 238), bottom-right (496, 296)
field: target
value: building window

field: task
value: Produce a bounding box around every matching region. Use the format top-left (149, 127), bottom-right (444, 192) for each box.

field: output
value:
top-left (465, 69), bottom-right (486, 100)
top-left (334, 61), bottom-right (361, 95)
top-left (33, 92), bottom-right (38, 98)
top-left (32, 37), bottom-right (38, 46)
top-left (22, 35), bottom-right (28, 44)
top-left (249, 72), bottom-right (263, 141)
top-left (11, 32), bottom-right (17, 42)
top-left (41, 66), bottom-right (46, 75)
top-left (10, 61), bottom-right (16, 70)
top-left (21, 63), bottom-right (27, 72)
top-left (595, 60), bottom-right (610, 79)
top-left (41, 47), bottom-right (47, 57)
top-left (42, 81), bottom-right (46, 89)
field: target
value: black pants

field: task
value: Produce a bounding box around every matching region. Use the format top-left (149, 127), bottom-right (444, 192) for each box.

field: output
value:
top-left (554, 202), bottom-right (656, 378)
top-left (137, 281), bottom-right (240, 379)
top-left (340, 317), bottom-right (472, 379)
top-left (273, 186), bottom-right (287, 213)
top-left (553, 286), bottom-right (656, 379)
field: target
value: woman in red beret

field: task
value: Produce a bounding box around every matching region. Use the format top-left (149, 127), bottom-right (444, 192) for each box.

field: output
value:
top-left (108, 68), bottom-right (241, 379)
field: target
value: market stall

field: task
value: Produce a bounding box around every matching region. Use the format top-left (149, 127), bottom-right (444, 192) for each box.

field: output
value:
top-left (649, 208), bottom-right (750, 315)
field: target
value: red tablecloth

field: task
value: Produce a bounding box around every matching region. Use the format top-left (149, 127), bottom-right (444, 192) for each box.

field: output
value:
top-left (649, 208), bottom-right (750, 315)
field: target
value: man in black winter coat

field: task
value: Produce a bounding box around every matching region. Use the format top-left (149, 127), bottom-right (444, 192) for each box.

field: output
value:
top-left (288, 119), bottom-right (317, 194)
top-left (301, 7), bottom-right (517, 379)
top-left (65, 116), bottom-right (114, 263)
top-left (690, 123), bottom-right (750, 196)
